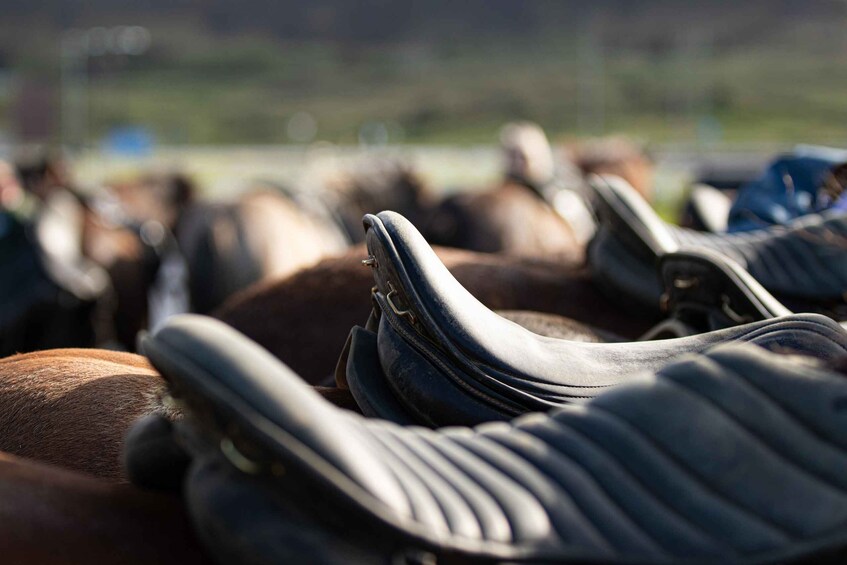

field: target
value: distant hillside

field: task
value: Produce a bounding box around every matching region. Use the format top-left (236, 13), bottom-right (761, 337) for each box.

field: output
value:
top-left (1, 1), bottom-right (846, 146)
top-left (2, 0), bottom-right (847, 51)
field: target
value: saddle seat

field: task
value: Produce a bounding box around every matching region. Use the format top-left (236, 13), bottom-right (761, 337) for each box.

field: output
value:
top-left (587, 174), bottom-right (847, 314)
top-left (349, 211), bottom-right (847, 427)
top-left (136, 314), bottom-right (847, 565)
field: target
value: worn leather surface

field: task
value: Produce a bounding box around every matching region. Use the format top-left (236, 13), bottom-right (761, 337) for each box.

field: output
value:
top-left (135, 315), bottom-right (847, 564)
top-left (588, 174), bottom-right (847, 314)
top-left (358, 211), bottom-right (847, 425)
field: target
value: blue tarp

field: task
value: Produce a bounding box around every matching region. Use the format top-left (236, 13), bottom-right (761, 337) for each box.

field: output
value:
top-left (728, 146), bottom-right (847, 232)
top-left (100, 126), bottom-right (155, 157)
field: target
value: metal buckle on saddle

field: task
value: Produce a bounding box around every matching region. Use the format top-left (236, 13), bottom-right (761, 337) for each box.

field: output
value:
top-left (659, 275), bottom-right (699, 314)
top-left (385, 281), bottom-right (416, 324)
top-left (362, 254), bottom-right (417, 325)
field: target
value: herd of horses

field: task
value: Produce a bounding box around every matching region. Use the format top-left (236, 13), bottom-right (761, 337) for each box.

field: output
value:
top-left (2, 124), bottom-right (846, 563)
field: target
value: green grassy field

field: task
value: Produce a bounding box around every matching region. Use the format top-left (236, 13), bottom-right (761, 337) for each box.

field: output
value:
top-left (72, 34), bottom-right (847, 147)
top-left (3, 2), bottom-right (847, 149)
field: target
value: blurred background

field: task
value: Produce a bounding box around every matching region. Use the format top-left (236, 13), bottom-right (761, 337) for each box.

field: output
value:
top-left (2, 0), bottom-right (846, 194)
top-left (3, 0), bottom-right (847, 357)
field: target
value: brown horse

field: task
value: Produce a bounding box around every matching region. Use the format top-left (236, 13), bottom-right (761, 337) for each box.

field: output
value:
top-left (0, 348), bottom-right (172, 480)
top-left (0, 241), bottom-right (648, 480)
top-left (4, 148), bottom-right (355, 353)
top-left (420, 131), bottom-right (654, 257)
top-left (318, 159), bottom-right (434, 243)
top-left (0, 450), bottom-right (210, 565)
top-left (570, 136), bottom-right (655, 202)
top-left (3, 353), bottom-right (847, 564)
top-left (216, 244), bottom-right (654, 384)
top-left (421, 182), bottom-right (583, 260)
top-left (0, 315), bottom-right (610, 483)
top-left (80, 174), bottom-right (350, 349)
top-left (0, 347), bottom-right (363, 481)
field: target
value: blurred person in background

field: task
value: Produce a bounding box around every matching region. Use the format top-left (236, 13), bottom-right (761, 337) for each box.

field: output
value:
top-left (500, 121), bottom-right (597, 245)
top-left (0, 161), bottom-right (25, 213)
top-left (500, 121), bottom-right (558, 199)
top-left (14, 148), bottom-right (109, 307)
top-left (0, 150), bottom-right (111, 355)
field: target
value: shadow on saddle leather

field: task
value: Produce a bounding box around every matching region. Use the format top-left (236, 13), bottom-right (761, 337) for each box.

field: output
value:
top-left (343, 211), bottom-right (847, 427)
top-left (587, 174), bottom-right (847, 320)
top-left (131, 314), bottom-right (847, 565)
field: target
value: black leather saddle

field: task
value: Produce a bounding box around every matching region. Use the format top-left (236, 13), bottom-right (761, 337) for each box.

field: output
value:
top-left (648, 249), bottom-right (847, 341)
top-left (341, 211), bottom-right (847, 427)
top-left (587, 174), bottom-right (847, 319)
top-left (649, 248), bottom-right (795, 336)
top-left (134, 314), bottom-right (847, 564)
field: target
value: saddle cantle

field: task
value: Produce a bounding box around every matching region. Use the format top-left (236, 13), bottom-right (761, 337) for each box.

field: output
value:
top-left (587, 174), bottom-right (847, 317)
top-left (135, 315), bottom-right (847, 565)
top-left (350, 210), bottom-right (847, 427)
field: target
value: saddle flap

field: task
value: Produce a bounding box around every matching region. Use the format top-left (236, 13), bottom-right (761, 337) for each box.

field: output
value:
top-left (140, 314), bottom-right (414, 517)
top-left (344, 325), bottom-right (419, 425)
